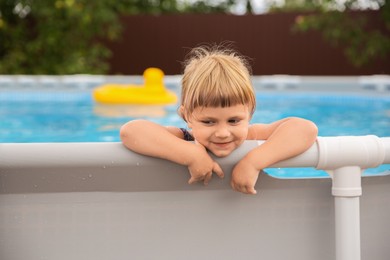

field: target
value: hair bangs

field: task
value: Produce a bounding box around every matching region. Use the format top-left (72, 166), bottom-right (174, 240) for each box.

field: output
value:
top-left (180, 44), bottom-right (256, 121)
top-left (187, 73), bottom-right (255, 113)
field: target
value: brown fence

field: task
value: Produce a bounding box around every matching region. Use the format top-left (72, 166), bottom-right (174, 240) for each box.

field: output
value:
top-left (106, 11), bottom-right (390, 75)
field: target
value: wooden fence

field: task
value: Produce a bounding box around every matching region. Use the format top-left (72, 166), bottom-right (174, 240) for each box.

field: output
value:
top-left (106, 11), bottom-right (390, 75)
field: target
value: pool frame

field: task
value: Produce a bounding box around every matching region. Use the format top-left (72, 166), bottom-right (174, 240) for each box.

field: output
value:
top-left (1, 136), bottom-right (389, 260)
top-left (0, 75), bottom-right (389, 260)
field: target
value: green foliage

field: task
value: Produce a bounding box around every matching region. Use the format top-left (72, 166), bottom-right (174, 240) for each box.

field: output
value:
top-left (0, 0), bottom-right (131, 74)
top-left (271, 0), bottom-right (390, 67)
top-left (180, 0), bottom-right (235, 13)
top-left (0, 0), bottom-right (234, 74)
top-left (4, 0), bottom-right (385, 74)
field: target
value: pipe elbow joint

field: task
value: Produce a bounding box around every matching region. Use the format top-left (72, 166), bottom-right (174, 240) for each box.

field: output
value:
top-left (316, 135), bottom-right (385, 171)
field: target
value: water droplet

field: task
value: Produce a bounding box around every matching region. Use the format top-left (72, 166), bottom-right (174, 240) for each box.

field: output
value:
top-left (88, 174), bottom-right (93, 178)
top-left (136, 162), bottom-right (140, 166)
top-left (103, 166), bottom-right (106, 169)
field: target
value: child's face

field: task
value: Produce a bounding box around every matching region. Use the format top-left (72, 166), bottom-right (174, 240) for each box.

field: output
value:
top-left (187, 104), bottom-right (251, 157)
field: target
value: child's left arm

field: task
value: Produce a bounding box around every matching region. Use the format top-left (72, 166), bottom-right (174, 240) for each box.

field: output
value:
top-left (230, 117), bottom-right (318, 195)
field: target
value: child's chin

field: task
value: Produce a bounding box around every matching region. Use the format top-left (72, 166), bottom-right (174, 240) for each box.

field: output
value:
top-left (211, 150), bottom-right (233, 158)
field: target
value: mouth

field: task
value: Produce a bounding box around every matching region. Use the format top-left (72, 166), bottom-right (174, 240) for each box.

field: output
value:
top-left (212, 141), bottom-right (232, 148)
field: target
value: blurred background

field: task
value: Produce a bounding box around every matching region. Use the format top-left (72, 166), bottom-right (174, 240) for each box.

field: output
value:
top-left (0, 0), bottom-right (389, 75)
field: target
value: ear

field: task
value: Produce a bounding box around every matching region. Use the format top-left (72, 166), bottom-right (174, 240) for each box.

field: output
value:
top-left (180, 106), bottom-right (194, 128)
top-left (249, 112), bottom-right (253, 121)
top-left (248, 106), bottom-right (254, 121)
top-left (178, 106), bottom-right (186, 120)
top-left (179, 105), bottom-right (189, 123)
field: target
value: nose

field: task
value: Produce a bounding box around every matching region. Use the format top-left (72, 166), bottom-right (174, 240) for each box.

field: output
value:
top-left (214, 125), bottom-right (230, 138)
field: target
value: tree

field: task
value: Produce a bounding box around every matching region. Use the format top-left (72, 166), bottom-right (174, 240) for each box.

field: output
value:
top-left (0, 0), bottom-right (235, 74)
top-left (0, 0), bottom-right (131, 74)
top-left (269, 0), bottom-right (390, 67)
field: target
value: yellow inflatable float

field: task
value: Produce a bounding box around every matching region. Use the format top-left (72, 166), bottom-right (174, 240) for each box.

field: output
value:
top-left (93, 68), bottom-right (177, 105)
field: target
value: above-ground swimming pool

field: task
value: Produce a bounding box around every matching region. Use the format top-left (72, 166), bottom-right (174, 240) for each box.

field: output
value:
top-left (0, 77), bottom-right (389, 143)
top-left (0, 75), bottom-right (389, 260)
top-left (0, 75), bottom-right (389, 177)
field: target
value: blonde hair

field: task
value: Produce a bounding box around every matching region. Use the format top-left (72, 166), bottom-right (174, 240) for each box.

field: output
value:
top-left (180, 45), bottom-right (255, 121)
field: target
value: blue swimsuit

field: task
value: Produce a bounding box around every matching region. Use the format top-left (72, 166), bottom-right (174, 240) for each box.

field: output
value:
top-left (180, 128), bottom-right (194, 141)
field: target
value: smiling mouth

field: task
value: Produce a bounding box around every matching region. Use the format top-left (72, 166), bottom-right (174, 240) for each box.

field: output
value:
top-left (212, 142), bottom-right (232, 147)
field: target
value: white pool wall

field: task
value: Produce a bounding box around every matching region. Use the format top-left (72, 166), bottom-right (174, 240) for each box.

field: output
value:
top-left (0, 75), bottom-right (389, 260)
top-left (1, 139), bottom-right (390, 260)
top-left (1, 75), bottom-right (390, 93)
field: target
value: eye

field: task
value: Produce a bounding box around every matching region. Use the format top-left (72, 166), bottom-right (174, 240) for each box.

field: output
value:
top-left (201, 120), bottom-right (214, 125)
top-left (228, 118), bottom-right (241, 124)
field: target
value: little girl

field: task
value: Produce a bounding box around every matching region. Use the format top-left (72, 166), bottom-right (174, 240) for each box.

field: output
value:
top-left (120, 45), bottom-right (318, 195)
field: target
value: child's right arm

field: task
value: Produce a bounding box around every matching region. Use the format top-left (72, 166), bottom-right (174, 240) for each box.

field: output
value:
top-left (120, 119), bottom-right (224, 185)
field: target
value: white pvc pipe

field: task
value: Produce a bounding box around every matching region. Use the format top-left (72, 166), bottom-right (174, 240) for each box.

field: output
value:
top-left (316, 136), bottom-right (386, 170)
top-left (1, 136), bottom-right (389, 170)
top-left (335, 197), bottom-right (361, 260)
top-left (331, 166), bottom-right (363, 260)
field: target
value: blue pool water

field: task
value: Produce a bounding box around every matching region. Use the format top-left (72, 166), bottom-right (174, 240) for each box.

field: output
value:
top-left (1, 91), bottom-right (388, 142)
top-left (0, 88), bottom-right (389, 177)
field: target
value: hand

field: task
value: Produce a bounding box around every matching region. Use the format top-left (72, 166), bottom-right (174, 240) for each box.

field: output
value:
top-left (187, 144), bottom-right (224, 185)
top-left (231, 158), bottom-right (260, 195)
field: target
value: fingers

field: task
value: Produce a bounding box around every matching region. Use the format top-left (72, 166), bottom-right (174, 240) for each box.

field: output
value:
top-left (212, 162), bottom-right (224, 179)
top-left (203, 172), bottom-right (212, 185)
top-left (188, 167), bottom-right (223, 186)
top-left (188, 176), bottom-right (201, 185)
top-left (188, 171), bottom-right (212, 185)
top-left (230, 181), bottom-right (257, 195)
top-left (188, 161), bottom-right (224, 186)
top-left (189, 171), bottom-right (258, 195)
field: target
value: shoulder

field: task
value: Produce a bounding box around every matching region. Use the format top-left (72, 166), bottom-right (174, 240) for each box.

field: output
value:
top-left (165, 126), bottom-right (185, 139)
top-left (247, 118), bottom-right (315, 140)
top-left (247, 124), bottom-right (270, 140)
top-left (166, 126), bottom-right (195, 141)
top-left (247, 119), bottom-right (290, 140)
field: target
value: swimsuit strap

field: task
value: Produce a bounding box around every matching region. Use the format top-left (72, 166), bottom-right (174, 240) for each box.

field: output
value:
top-left (180, 128), bottom-right (194, 141)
